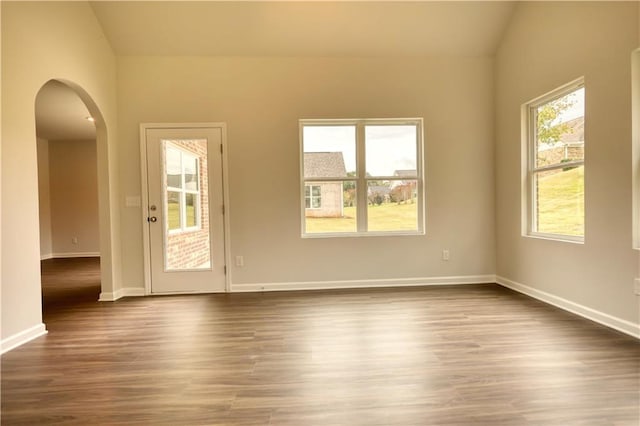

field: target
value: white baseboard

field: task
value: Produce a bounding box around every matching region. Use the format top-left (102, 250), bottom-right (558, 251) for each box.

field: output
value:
top-left (496, 276), bottom-right (640, 339)
top-left (231, 274), bottom-right (496, 293)
top-left (99, 287), bottom-right (145, 301)
top-left (1, 323), bottom-right (48, 354)
top-left (41, 252), bottom-right (100, 260)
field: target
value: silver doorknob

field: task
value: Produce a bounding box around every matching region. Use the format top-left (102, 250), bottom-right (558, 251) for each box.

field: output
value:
top-left (148, 216), bottom-right (157, 223)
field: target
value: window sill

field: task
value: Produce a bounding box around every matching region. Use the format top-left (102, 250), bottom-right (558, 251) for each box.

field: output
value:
top-left (524, 232), bottom-right (584, 245)
top-left (302, 230), bottom-right (425, 239)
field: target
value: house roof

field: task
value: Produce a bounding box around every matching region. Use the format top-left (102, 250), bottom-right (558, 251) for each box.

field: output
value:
top-left (368, 185), bottom-right (391, 195)
top-left (559, 116), bottom-right (584, 144)
top-left (304, 152), bottom-right (347, 178)
top-left (393, 169), bottom-right (417, 177)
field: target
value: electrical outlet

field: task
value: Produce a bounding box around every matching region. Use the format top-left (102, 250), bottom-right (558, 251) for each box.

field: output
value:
top-left (634, 278), bottom-right (640, 296)
top-left (72, 237), bottom-right (78, 245)
top-left (442, 249), bottom-right (450, 261)
top-left (235, 256), bottom-right (244, 267)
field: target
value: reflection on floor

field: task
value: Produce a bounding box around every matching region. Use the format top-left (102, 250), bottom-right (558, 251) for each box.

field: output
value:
top-left (41, 257), bottom-right (101, 313)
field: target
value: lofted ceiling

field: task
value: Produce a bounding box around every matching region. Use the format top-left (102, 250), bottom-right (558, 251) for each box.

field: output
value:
top-left (90, 1), bottom-right (516, 57)
top-left (35, 80), bottom-right (96, 141)
top-left (37, 1), bottom-right (516, 139)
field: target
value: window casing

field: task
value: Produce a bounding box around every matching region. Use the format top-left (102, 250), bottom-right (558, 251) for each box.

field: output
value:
top-left (165, 144), bottom-right (201, 234)
top-left (300, 118), bottom-right (424, 237)
top-left (524, 79), bottom-right (585, 242)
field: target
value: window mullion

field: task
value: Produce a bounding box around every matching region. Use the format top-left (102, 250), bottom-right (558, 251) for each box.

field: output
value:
top-left (529, 106), bottom-right (538, 235)
top-left (356, 122), bottom-right (367, 232)
top-left (180, 153), bottom-right (186, 231)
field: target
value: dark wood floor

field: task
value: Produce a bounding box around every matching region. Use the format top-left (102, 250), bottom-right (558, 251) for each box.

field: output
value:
top-left (1, 258), bottom-right (639, 425)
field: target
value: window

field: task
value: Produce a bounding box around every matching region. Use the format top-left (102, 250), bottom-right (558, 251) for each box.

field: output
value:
top-left (524, 79), bottom-right (585, 241)
top-left (305, 185), bottom-right (322, 209)
top-left (633, 49), bottom-right (640, 249)
top-left (300, 118), bottom-right (424, 236)
top-left (165, 144), bottom-right (201, 233)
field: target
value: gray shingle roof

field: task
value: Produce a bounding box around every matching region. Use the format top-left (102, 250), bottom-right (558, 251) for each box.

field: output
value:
top-left (393, 169), bottom-right (417, 177)
top-left (559, 116), bottom-right (584, 144)
top-left (304, 152), bottom-right (347, 178)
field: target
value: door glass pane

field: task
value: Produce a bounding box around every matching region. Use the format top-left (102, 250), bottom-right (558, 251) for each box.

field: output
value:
top-left (368, 180), bottom-right (418, 232)
top-left (165, 146), bottom-right (182, 189)
top-left (162, 139), bottom-right (211, 271)
top-left (185, 193), bottom-right (197, 227)
top-left (167, 191), bottom-right (181, 231)
top-left (184, 157), bottom-right (199, 191)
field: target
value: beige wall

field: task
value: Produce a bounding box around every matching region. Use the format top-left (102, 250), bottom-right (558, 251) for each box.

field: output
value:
top-left (1, 2), bottom-right (119, 344)
top-left (36, 138), bottom-right (52, 258)
top-left (118, 56), bottom-right (496, 288)
top-left (495, 2), bottom-right (638, 324)
top-left (49, 140), bottom-right (100, 256)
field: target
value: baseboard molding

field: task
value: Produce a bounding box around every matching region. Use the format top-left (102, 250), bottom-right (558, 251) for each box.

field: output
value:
top-left (1, 323), bottom-right (48, 354)
top-left (41, 252), bottom-right (100, 260)
top-left (496, 276), bottom-right (640, 339)
top-left (232, 274), bottom-right (496, 293)
top-left (99, 287), bottom-right (145, 301)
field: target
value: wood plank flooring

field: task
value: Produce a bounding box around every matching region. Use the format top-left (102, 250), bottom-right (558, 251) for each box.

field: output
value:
top-left (1, 258), bottom-right (639, 425)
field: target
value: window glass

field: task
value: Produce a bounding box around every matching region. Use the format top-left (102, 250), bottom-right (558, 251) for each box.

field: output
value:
top-left (526, 81), bottom-right (585, 241)
top-left (166, 147), bottom-right (182, 189)
top-left (184, 157), bottom-right (199, 191)
top-left (301, 119), bottom-right (423, 236)
top-left (167, 191), bottom-right (181, 230)
top-left (365, 125), bottom-right (417, 177)
top-left (303, 126), bottom-right (356, 178)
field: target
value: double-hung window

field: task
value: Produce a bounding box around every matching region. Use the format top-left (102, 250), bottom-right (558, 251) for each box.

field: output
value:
top-left (524, 79), bottom-right (585, 241)
top-left (165, 144), bottom-right (201, 233)
top-left (300, 118), bottom-right (424, 237)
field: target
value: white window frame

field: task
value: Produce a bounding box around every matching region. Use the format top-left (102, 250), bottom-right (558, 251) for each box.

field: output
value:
top-left (305, 184), bottom-right (322, 210)
top-left (164, 143), bottom-right (201, 234)
top-left (632, 49), bottom-right (640, 250)
top-left (522, 78), bottom-right (585, 243)
top-left (300, 118), bottom-right (425, 237)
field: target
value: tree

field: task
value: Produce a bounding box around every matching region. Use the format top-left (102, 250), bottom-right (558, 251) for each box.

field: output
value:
top-left (536, 95), bottom-right (575, 146)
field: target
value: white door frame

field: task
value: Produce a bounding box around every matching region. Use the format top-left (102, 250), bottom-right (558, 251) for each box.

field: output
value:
top-left (139, 123), bottom-right (231, 294)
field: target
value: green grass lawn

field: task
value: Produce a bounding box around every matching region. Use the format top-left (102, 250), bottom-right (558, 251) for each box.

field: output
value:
top-left (305, 202), bottom-right (417, 233)
top-left (306, 166), bottom-right (584, 236)
top-left (168, 203), bottom-right (196, 229)
top-left (536, 166), bottom-right (584, 236)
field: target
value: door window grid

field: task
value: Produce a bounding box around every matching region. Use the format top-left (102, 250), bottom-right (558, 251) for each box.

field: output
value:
top-left (164, 143), bottom-right (201, 234)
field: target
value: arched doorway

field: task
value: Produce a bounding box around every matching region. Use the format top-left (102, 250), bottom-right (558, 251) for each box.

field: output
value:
top-left (34, 79), bottom-right (107, 311)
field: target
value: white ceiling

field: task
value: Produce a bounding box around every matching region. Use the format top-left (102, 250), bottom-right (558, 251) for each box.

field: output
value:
top-left (37, 1), bottom-right (516, 139)
top-left (35, 80), bottom-right (96, 141)
top-left (90, 1), bottom-right (516, 57)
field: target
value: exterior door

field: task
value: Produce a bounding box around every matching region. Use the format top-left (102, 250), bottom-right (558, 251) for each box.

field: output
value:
top-left (144, 126), bottom-right (226, 293)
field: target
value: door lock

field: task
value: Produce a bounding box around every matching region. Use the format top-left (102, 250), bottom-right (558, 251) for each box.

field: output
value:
top-left (148, 216), bottom-right (157, 223)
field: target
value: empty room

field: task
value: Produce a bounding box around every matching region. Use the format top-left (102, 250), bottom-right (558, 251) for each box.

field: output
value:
top-left (1, 1), bottom-right (639, 424)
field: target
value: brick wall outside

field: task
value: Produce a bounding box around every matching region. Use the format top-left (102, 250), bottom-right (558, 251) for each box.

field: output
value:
top-left (166, 140), bottom-right (211, 270)
top-left (537, 144), bottom-right (584, 167)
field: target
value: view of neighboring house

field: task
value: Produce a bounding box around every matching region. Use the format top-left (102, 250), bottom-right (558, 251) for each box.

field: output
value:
top-left (390, 169), bottom-right (418, 203)
top-left (537, 116), bottom-right (585, 166)
top-left (303, 152), bottom-right (347, 218)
